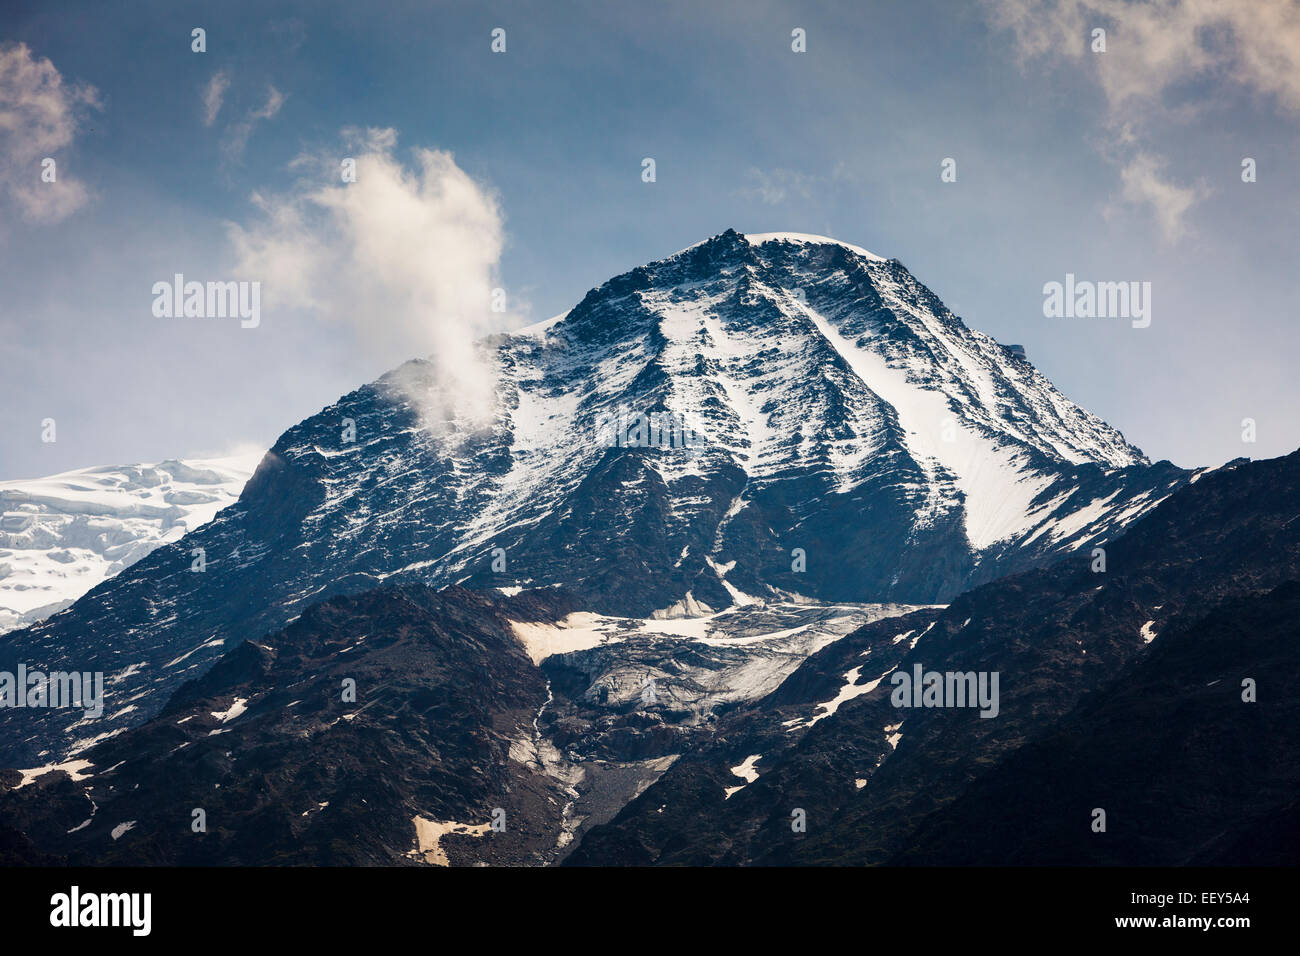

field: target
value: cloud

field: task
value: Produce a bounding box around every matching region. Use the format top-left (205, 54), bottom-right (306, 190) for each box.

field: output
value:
top-left (226, 128), bottom-right (511, 424)
top-left (989, 0), bottom-right (1300, 114)
top-left (985, 0), bottom-right (1300, 240)
top-left (202, 70), bottom-right (230, 127)
top-left (739, 167), bottom-right (817, 205)
top-left (1116, 152), bottom-right (1209, 242)
top-left (0, 42), bottom-right (101, 224)
top-left (251, 86), bottom-right (286, 122)
top-left (222, 85), bottom-right (286, 161)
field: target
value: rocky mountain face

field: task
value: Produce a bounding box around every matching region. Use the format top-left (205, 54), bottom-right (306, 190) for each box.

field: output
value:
top-left (3, 450), bottom-right (1293, 867)
top-left (891, 581), bottom-right (1300, 866)
top-left (565, 451), bottom-right (1300, 866)
top-left (0, 586), bottom-right (576, 865)
top-left (0, 585), bottom-right (922, 865)
top-left (0, 231), bottom-right (1192, 768)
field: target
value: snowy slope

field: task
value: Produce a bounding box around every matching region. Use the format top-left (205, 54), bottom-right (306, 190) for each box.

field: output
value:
top-left (0, 455), bottom-right (260, 633)
top-left (0, 229), bottom-right (1193, 765)
top-left (441, 229), bottom-right (1178, 598)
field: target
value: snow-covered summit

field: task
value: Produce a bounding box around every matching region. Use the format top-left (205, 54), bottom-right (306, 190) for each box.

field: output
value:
top-left (742, 231), bottom-right (887, 262)
top-left (669, 230), bottom-right (885, 263)
top-left (499, 228), bottom-right (1159, 559)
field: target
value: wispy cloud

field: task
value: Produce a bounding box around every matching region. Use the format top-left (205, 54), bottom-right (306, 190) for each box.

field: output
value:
top-left (222, 85), bottom-right (286, 162)
top-left (990, 0), bottom-right (1300, 113)
top-left (738, 167), bottom-right (818, 205)
top-left (0, 42), bottom-right (101, 224)
top-left (202, 70), bottom-right (230, 127)
top-left (986, 0), bottom-right (1300, 240)
top-left (226, 127), bottom-right (511, 423)
top-left (1114, 152), bottom-right (1209, 243)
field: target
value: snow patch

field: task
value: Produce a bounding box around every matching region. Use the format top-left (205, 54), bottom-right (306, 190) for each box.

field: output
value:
top-left (408, 816), bottom-right (492, 866)
top-left (14, 758), bottom-right (94, 789)
top-left (723, 753), bottom-right (762, 799)
top-left (110, 821), bottom-right (137, 841)
top-left (209, 697), bottom-right (248, 723)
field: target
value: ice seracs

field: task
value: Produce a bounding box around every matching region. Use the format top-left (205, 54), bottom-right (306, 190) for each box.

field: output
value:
top-left (0, 454), bottom-right (260, 634)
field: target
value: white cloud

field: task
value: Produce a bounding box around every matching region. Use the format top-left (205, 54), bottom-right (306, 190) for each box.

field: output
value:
top-left (985, 0), bottom-right (1300, 240)
top-left (989, 0), bottom-right (1300, 114)
top-left (226, 128), bottom-right (511, 423)
top-left (202, 70), bottom-right (231, 127)
top-left (251, 86), bottom-right (286, 122)
top-left (1116, 152), bottom-right (1208, 242)
top-left (739, 167), bottom-right (817, 205)
top-left (0, 42), bottom-right (101, 224)
top-left (222, 85), bottom-right (286, 161)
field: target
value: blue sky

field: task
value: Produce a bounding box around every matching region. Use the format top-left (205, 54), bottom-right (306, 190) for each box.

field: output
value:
top-left (3, 0), bottom-right (1299, 478)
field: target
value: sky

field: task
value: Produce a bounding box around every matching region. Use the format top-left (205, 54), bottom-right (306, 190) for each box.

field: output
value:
top-left (2, 0), bottom-right (1298, 479)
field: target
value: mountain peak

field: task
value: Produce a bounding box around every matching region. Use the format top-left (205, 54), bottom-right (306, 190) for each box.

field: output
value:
top-left (0, 234), bottom-right (1190, 766)
top-left (740, 231), bottom-right (887, 262)
top-left (664, 228), bottom-right (886, 266)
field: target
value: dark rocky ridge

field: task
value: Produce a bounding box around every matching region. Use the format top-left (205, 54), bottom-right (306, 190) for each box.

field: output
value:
top-left (565, 450), bottom-right (1300, 865)
top-left (0, 586), bottom-right (580, 865)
